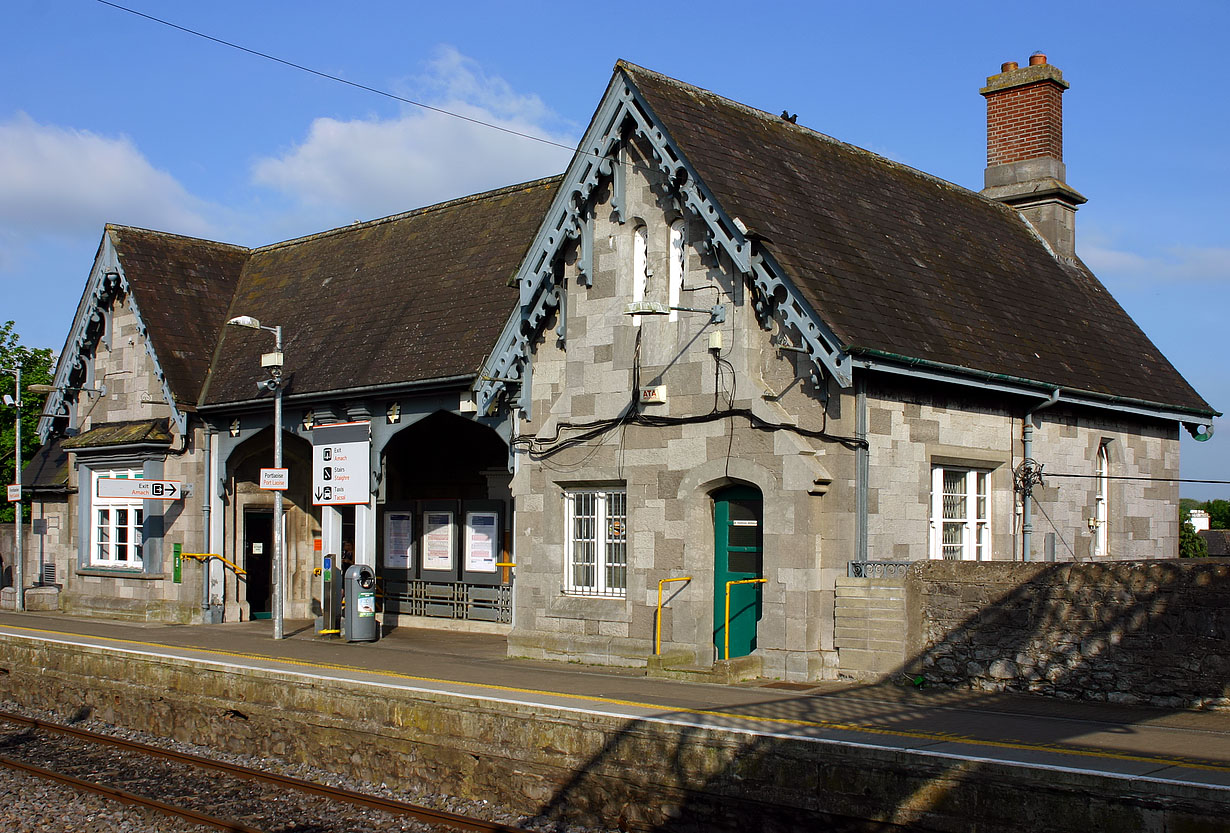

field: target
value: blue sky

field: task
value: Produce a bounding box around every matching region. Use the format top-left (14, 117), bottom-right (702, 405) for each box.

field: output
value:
top-left (2, 1), bottom-right (1226, 497)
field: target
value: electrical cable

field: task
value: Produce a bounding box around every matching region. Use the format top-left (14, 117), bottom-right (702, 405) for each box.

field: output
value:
top-left (95, 0), bottom-right (581, 156)
top-left (1045, 473), bottom-right (1230, 485)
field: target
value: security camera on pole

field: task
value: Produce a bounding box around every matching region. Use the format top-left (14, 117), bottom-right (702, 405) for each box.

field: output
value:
top-left (226, 316), bottom-right (286, 640)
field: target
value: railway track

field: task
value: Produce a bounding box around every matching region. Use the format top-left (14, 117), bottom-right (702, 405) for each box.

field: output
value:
top-left (0, 710), bottom-right (533, 833)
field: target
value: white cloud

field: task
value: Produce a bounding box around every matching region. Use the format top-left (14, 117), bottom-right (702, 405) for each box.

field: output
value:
top-left (1082, 236), bottom-right (1230, 288)
top-left (0, 113), bottom-right (215, 238)
top-left (251, 47), bottom-right (576, 221)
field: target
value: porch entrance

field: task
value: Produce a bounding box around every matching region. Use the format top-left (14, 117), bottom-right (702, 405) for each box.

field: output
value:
top-left (243, 510), bottom-right (274, 620)
top-left (713, 485), bottom-right (763, 659)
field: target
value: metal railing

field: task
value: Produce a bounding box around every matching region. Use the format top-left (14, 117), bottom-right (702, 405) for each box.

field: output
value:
top-left (181, 552), bottom-right (247, 576)
top-left (655, 576), bottom-right (692, 656)
top-left (723, 578), bottom-right (766, 661)
top-left (847, 560), bottom-right (911, 579)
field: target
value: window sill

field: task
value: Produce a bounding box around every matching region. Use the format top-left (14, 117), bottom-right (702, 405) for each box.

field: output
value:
top-left (77, 568), bottom-right (166, 580)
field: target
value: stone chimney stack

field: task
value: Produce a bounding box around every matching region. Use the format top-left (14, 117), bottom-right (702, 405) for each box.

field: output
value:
top-left (981, 53), bottom-right (1086, 258)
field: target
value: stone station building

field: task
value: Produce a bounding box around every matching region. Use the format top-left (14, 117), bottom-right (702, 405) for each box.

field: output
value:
top-left (13, 56), bottom-right (1217, 682)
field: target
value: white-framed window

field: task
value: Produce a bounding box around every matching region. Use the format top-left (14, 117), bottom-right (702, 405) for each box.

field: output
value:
top-left (667, 219), bottom-right (685, 321)
top-left (564, 488), bottom-right (627, 597)
top-left (631, 223), bottom-right (648, 325)
top-left (92, 468), bottom-right (144, 568)
top-left (930, 467), bottom-right (989, 561)
top-left (1094, 443), bottom-right (1109, 556)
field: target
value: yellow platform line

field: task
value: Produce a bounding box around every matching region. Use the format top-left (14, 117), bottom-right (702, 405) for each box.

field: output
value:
top-left (3, 624), bottom-right (1227, 775)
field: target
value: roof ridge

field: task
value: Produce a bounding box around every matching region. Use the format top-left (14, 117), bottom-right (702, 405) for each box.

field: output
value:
top-left (105, 223), bottom-right (251, 252)
top-left (252, 174), bottom-right (565, 254)
top-left (614, 60), bottom-right (995, 208)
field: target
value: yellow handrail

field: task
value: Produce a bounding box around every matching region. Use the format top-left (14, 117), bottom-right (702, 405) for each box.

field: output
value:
top-left (181, 552), bottom-right (247, 577)
top-left (655, 576), bottom-right (692, 655)
top-left (723, 578), bottom-right (766, 661)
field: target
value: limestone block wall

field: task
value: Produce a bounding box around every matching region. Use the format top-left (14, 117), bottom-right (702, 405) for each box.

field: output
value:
top-left (59, 424), bottom-right (210, 622)
top-left (905, 559), bottom-right (1230, 708)
top-left (510, 136), bottom-right (852, 679)
top-left (1, 635), bottom-right (1224, 832)
top-left (865, 377), bottom-right (1180, 563)
top-left (49, 291), bottom-right (213, 621)
top-left (1027, 409), bottom-right (1179, 560)
top-left (80, 292), bottom-right (176, 430)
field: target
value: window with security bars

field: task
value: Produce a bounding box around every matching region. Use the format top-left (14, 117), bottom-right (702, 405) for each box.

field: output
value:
top-left (930, 467), bottom-right (989, 561)
top-left (92, 468), bottom-right (145, 568)
top-left (564, 488), bottom-right (627, 596)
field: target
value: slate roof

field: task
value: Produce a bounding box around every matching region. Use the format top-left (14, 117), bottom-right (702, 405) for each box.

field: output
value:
top-left (201, 176), bottom-right (559, 406)
top-left (61, 419), bottom-right (174, 450)
top-left (22, 436), bottom-right (70, 493)
top-left (1199, 530), bottom-right (1230, 557)
top-left (108, 225), bottom-right (249, 405)
top-left (619, 62), bottom-right (1213, 415)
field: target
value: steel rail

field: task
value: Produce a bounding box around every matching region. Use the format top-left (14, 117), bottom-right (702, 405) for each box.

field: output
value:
top-left (0, 710), bottom-right (531, 833)
top-left (0, 752), bottom-right (263, 832)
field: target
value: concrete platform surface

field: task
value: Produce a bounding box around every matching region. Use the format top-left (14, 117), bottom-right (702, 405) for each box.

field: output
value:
top-left (2, 611), bottom-right (1229, 791)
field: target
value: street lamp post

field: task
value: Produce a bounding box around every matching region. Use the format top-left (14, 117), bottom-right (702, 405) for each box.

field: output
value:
top-left (227, 316), bottom-right (285, 640)
top-left (3, 366), bottom-right (23, 611)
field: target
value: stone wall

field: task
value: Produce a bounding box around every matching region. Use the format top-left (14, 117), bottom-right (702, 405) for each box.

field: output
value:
top-left (905, 559), bottom-right (1230, 708)
top-left (0, 524), bottom-right (14, 586)
top-left (2, 635), bottom-right (1225, 832)
top-left (509, 133), bottom-right (846, 679)
top-left (865, 377), bottom-right (1181, 563)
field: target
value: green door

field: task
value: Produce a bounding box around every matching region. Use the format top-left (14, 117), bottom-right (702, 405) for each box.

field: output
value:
top-left (713, 485), bottom-right (763, 659)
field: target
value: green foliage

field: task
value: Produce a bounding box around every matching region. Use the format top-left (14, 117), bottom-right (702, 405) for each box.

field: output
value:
top-left (1180, 520), bottom-right (1209, 558)
top-left (1208, 500), bottom-right (1230, 530)
top-left (1182, 498), bottom-right (1230, 530)
top-left (0, 321), bottom-right (54, 524)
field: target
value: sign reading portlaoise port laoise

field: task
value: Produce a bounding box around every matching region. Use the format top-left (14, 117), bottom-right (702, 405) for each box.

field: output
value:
top-left (311, 421), bottom-right (371, 506)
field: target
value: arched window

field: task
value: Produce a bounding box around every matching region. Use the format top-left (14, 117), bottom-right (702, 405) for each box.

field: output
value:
top-left (1094, 443), bottom-right (1109, 555)
top-left (668, 219), bottom-right (685, 321)
top-left (632, 224), bottom-right (648, 325)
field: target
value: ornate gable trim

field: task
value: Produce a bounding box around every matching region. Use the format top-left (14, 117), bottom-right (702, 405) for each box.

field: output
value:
top-left (475, 66), bottom-right (851, 418)
top-left (38, 229), bottom-right (187, 442)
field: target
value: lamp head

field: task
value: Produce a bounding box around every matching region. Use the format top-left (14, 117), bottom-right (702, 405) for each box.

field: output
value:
top-left (227, 315), bottom-right (262, 330)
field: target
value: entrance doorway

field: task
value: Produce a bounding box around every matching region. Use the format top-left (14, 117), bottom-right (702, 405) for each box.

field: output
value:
top-left (712, 485), bottom-right (764, 659)
top-left (243, 511), bottom-right (273, 620)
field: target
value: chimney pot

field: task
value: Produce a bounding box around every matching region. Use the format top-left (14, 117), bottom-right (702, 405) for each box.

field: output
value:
top-left (1029, 52), bottom-right (1047, 66)
top-left (1001, 61), bottom-right (1019, 72)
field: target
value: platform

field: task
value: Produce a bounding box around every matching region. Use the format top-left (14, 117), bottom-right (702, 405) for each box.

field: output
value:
top-left (3, 610), bottom-right (1228, 793)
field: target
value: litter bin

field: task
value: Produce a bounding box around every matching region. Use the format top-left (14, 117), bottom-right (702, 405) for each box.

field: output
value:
top-left (343, 564), bottom-right (379, 642)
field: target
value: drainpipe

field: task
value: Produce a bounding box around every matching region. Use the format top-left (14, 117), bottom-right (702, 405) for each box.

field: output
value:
top-left (202, 427), bottom-right (213, 618)
top-left (1022, 388), bottom-right (1061, 561)
top-left (855, 376), bottom-right (868, 564)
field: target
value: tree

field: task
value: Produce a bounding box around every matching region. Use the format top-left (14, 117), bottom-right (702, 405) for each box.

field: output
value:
top-left (1206, 499), bottom-right (1230, 530)
top-left (1180, 520), bottom-right (1209, 558)
top-left (0, 321), bottom-right (53, 524)
top-left (1184, 498), bottom-right (1230, 531)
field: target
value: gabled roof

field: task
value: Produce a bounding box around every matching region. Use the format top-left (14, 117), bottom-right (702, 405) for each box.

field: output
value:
top-left (619, 62), bottom-right (1213, 416)
top-left (200, 176), bottom-right (559, 406)
top-left (108, 225), bottom-right (249, 405)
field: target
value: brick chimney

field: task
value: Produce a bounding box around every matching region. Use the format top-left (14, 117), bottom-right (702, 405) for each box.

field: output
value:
top-left (981, 53), bottom-right (1086, 258)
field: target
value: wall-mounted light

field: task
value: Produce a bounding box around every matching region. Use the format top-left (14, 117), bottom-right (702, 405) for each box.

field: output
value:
top-left (27, 382), bottom-right (107, 397)
top-left (386, 402), bottom-right (401, 424)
